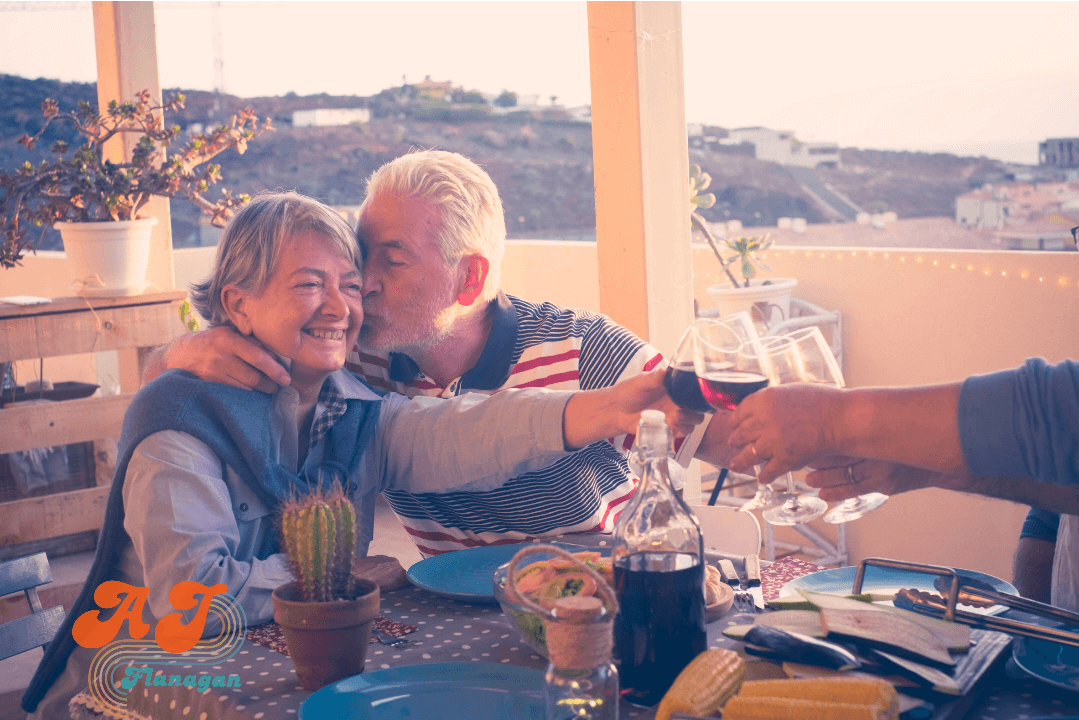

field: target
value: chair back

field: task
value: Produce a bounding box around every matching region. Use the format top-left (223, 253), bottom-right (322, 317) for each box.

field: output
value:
top-left (692, 504), bottom-right (762, 557)
top-left (0, 552), bottom-right (67, 661)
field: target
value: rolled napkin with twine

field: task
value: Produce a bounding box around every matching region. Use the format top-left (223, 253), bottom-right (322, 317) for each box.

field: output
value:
top-left (505, 544), bottom-right (619, 670)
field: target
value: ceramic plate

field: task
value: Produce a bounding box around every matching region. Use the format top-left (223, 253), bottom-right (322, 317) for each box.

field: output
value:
top-left (780, 565), bottom-right (1017, 616)
top-left (299, 662), bottom-right (546, 719)
top-left (407, 542), bottom-right (605, 603)
top-left (1013, 634), bottom-right (1079, 693)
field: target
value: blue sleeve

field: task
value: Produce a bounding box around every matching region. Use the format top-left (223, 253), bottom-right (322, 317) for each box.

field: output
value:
top-left (957, 358), bottom-right (1079, 485)
top-left (1020, 507), bottom-right (1060, 542)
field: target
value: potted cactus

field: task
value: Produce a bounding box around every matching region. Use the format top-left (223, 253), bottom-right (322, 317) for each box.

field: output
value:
top-left (271, 482), bottom-right (380, 690)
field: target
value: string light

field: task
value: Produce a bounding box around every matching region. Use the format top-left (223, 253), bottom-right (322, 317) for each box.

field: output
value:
top-left (726, 248), bottom-right (1079, 292)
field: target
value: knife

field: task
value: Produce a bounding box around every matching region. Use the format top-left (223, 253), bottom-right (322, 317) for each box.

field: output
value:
top-left (717, 559), bottom-right (742, 590)
top-left (744, 554), bottom-right (765, 610)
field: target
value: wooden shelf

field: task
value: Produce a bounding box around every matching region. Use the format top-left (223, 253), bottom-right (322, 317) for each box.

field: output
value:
top-left (0, 290), bottom-right (188, 551)
top-left (0, 290), bottom-right (188, 363)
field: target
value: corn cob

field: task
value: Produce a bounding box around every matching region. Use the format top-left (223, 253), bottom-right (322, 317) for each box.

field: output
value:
top-left (736, 677), bottom-right (896, 705)
top-left (653, 648), bottom-right (746, 720)
top-left (722, 696), bottom-right (894, 720)
top-left (723, 677), bottom-right (898, 720)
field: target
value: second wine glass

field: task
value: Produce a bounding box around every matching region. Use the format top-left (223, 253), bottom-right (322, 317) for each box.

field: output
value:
top-left (757, 332), bottom-right (829, 526)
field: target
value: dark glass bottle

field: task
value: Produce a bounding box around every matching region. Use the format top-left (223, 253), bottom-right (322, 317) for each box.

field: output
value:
top-left (612, 410), bottom-right (706, 707)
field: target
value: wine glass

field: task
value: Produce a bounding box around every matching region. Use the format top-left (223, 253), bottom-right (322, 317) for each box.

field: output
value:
top-left (773, 327), bottom-right (892, 523)
top-left (664, 319), bottom-right (717, 414)
top-left (757, 332), bottom-right (829, 526)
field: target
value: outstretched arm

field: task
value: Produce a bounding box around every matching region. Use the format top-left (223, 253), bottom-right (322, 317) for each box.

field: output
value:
top-left (143, 325), bottom-right (291, 392)
top-left (563, 369), bottom-right (703, 450)
top-left (726, 382), bottom-right (965, 484)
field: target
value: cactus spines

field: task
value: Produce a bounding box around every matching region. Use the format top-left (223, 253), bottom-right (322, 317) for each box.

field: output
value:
top-left (279, 480), bottom-right (357, 602)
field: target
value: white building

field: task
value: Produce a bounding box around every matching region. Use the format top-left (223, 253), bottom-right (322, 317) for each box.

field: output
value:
top-left (722, 127), bottom-right (840, 169)
top-left (292, 108), bottom-right (371, 128)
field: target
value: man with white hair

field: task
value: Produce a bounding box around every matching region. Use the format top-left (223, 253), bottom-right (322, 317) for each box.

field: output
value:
top-left (159, 150), bottom-right (734, 556)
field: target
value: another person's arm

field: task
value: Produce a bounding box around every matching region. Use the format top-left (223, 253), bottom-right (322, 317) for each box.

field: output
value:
top-left (805, 459), bottom-right (1079, 514)
top-left (123, 431), bottom-right (292, 630)
top-left (143, 325), bottom-right (290, 392)
top-left (728, 358), bottom-right (1079, 486)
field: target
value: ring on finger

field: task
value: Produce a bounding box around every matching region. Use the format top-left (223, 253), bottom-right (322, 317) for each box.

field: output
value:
top-left (845, 464), bottom-right (858, 486)
top-left (750, 444), bottom-right (760, 461)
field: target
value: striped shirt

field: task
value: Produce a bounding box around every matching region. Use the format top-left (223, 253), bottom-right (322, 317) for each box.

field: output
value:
top-left (345, 292), bottom-right (705, 556)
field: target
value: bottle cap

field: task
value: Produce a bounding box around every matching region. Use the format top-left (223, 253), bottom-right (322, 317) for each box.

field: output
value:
top-left (640, 409), bottom-right (665, 424)
top-left (553, 594), bottom-right (604, 621)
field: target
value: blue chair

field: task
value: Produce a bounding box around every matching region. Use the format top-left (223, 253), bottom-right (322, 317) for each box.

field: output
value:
top-left (0, 552), bottom-right (66, 661)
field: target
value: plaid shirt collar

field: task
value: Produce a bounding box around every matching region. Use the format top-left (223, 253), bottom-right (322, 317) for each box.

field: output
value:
top-left (308, 376), bottom-right (349, 452)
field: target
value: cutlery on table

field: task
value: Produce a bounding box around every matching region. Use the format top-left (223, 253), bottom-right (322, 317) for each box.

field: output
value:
top-left (743, 554), bottom-right (765, 611)
top-left (718, 559), bottom-right (755, 613)
top-left (373, 629), bottom-right (409, 647)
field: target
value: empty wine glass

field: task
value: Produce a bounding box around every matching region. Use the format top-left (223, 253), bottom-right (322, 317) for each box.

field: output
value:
top-left (758, 332), bottom-right (829, 526)
top-left (779, 327), bottom-right (891, 523)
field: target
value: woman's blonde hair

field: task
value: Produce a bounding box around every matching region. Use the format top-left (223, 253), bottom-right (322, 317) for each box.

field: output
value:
top-left (190, 191), bottom-right (359, 327)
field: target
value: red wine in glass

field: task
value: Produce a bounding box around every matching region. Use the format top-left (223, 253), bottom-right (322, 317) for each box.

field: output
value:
top-left (698, 370), bottom-right (769, 411)
top-left (664, 362), bottom-right (715, 414)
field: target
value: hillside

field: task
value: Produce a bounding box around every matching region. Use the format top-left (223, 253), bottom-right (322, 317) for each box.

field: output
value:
top-left (0, 75), bottom-right (1038, 250)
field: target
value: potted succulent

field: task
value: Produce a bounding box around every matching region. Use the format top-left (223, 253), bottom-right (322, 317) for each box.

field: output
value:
top-left (689, 165), bottom-right (797, 329)
top-left (271, 482), bottom-right (380, 690)
top-left (0, 90), bottom-right (272, 295)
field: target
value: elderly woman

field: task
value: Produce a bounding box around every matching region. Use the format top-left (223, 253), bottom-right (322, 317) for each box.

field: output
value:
top-left (24, 192), bottom-right (691, 717)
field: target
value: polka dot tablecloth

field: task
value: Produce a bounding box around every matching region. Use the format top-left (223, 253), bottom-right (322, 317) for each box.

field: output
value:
top-left (69, 561), bottom-right (1079, 719)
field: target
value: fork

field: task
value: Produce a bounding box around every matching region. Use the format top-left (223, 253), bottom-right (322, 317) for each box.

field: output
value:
top-left (717, 559), bottom-right (756, 614)
top-left (372, 629), bottom-right (409, 647)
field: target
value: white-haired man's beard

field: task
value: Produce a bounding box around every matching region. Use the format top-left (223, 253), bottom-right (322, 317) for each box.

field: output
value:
top-left (359, 280), bottom-right (461, 354)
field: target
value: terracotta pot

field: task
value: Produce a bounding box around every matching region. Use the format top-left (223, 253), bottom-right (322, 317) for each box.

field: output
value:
top-left (55, 217), bottom-right (157, 297)
top-left (271, 578), bottom-right (380, 690)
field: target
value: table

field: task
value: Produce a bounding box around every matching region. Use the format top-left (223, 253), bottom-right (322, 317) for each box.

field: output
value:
top-left (70, 563), bottom-right (1079, 719)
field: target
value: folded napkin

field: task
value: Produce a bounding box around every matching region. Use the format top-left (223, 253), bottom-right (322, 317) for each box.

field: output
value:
top-left (758, 556), bottom-right (824, 602)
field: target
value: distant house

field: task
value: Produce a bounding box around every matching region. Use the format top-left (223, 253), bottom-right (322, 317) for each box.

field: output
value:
top-left (567, 106), bottom-right (592, 123)
top-left (956, 182), bottom-right (1077, 228)
top-left (721, 127), bottom-right (840, 168)
top-left (994, 215), bottom-right (1076, 251)
top-left (292, 108), bottom-right (371, 128)
top-left (415, 75), bottom-right (453, 101)
top-left (1039, 138), bottom-right (1079, 168)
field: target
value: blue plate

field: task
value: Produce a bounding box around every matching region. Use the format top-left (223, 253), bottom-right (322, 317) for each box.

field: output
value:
top-left (407, 542), bottom-right (608, 603)
top-left (1013, 635), bottom-right (1079, 692)
top-left (780, 565), bottom-right (1017, 616)
top-left (300, 662), bottom-right (546, 719)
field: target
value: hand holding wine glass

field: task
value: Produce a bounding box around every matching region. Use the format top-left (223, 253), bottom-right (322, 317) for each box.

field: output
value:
top-left (778, 327), bottom-right (889, 523)
top-left (756, 332), bottom-right (829, 526)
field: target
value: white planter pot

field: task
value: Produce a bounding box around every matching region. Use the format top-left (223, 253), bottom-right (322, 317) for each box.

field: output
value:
top-left (706, 277), bottom-right (798, 332)
top-left (55, 217), bottom-right (157, 297)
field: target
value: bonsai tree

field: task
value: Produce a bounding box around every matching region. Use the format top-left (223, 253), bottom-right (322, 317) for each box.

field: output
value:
top-left (689, 164), bottom-right (773, 288)
top-left (0, 90), bottom-right (273, 269)
top-left (278, 481), bottom-right (359, 602)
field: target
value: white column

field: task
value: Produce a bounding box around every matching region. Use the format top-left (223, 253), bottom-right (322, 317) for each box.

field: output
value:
top-left (92, 1), bottom-right (175, 297)
top-left (587, 1), bottom-right (694, 358)
top-left (588, 2), bottom-right (699, 502)
top-left (92, 1), bottom-right (174, 392)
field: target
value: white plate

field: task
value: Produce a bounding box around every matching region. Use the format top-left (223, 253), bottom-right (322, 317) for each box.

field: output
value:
top-left (781, 565), bottom-right (1017, 616)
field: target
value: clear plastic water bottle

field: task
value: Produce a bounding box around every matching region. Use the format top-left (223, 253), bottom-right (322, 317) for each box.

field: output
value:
top-left (612, 409), bottom-right (706, 707)
top-left (544, 595), bottom-right (619, 720)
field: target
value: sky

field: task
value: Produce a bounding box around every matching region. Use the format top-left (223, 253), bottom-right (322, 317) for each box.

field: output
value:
top-left (1, 1), bottom-right (1076, 165)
